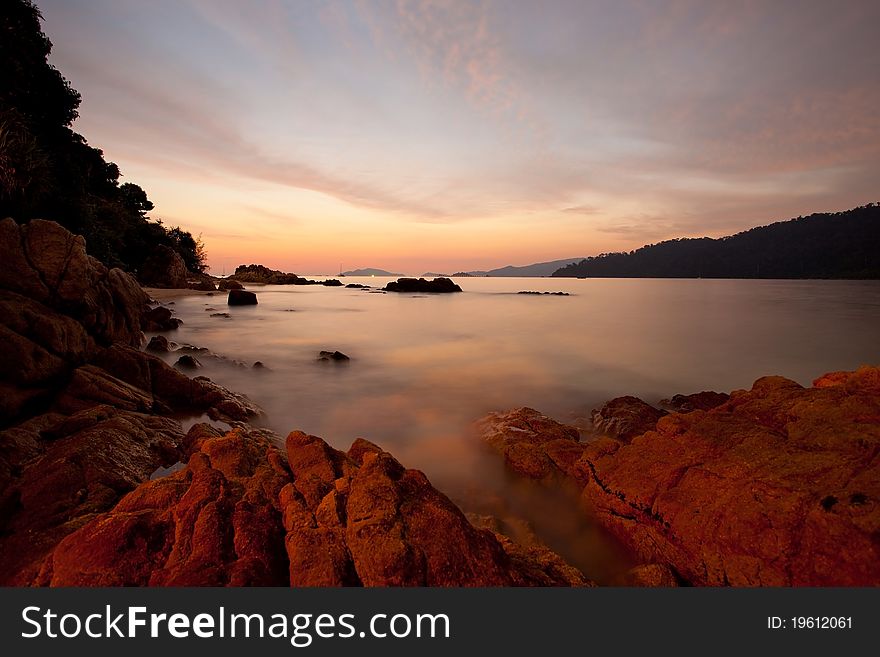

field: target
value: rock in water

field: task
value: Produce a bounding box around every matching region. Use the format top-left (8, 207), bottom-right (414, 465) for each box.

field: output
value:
top-left (142, 305), bottom-right (182, 331)
top-left (145, 335), bottom-right (171, 352)
top-left (217, 279), bottom-right (243, 291)
top-left (318, 350), bottom-right (350, 362)
top-left (322, 279), bottom-right (343, 286)
top-left (174, 355), bottom-right (201, 370)
top-left (227, 289), bottom-right (257, 305)
top-left (475, 408), bottom-right (583, 484)
top-left (591, 396), bottom-right (666, 441)
top-left (383, 277), bottom-right (462, 293)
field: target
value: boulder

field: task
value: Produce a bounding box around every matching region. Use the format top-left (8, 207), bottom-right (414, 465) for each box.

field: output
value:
top-left (174, 355), bottom-right (201, 370)
top-left (475, 408), bottom-right (583, 484)
top-left (138, 245), bottom-right (188, 288)
top-left (0, 406), bottom-right (186, 585)
top-left (322, 279), bottom-right (343, 287)
top-left (478, 367), bottom-right (880, 586)
top-left (383, 277), bottom-right (462, 293)
top-left (0, 219), bottom-right (149, 421)
top-left (30, 426), bottom-right (589, 586)
top-left (217, 279), bottom-right (243, 291)
top-left (0, 218), bottom-right (148, 347)
top-left (145, 335), bottom-right (171, 352)
top-left (228, 289), bottom-right (257, 306)
top-left (91, 344), bottom-right (261, 424)
top-left (581, 368), bottom-right (880, 586)
top-left (591, 396), bottom-right (666, 441)
top-left (142, 305), bottom-right (181, 331)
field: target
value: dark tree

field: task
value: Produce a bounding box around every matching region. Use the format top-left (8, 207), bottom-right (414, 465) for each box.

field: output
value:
top-left (0, 0), bottom-right (207, 274)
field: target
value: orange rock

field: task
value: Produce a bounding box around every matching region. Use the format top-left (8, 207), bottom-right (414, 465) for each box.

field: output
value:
top-left (33, 425), bottom-right (589, 587)
top-left (477, 368), bottom-right (880, 586)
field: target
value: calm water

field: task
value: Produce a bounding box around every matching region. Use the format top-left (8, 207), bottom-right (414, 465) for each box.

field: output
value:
top-left (152, 277), bottom-right (880, 580)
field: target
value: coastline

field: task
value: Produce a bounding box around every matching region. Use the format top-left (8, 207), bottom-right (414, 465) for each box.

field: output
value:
top-left (1, 219), bottom-right (878, 587)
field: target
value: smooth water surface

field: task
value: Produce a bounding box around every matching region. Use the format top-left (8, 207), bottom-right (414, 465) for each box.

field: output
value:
top-left (153, 277), bottom-right (880, 580)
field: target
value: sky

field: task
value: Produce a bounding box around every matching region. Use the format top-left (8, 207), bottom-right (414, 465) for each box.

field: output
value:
top-left (40, 0), bottom-right (880, 275)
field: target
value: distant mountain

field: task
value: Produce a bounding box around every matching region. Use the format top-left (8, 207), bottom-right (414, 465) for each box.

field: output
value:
top-left (483, 258), bottom-right (585, 277)
top-left (553, 204), bottom-right (880, 279)
top-left (422, 272), bottom-right (450, 277)
top-left (340, 268), bottom-right (403, 276)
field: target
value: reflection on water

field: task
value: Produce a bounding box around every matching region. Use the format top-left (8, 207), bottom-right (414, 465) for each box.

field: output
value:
top-left (155, 277), bottom-right (880, 581)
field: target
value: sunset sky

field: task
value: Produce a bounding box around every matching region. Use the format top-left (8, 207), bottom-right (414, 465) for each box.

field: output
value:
top-left (40, 0), bottom-right (880, 275)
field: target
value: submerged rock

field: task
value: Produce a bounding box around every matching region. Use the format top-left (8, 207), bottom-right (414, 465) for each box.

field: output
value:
top-left (383, 277), bottom-right (462, 293)
top-left (227, 289), bottom-right (257, 306)
top-left (517, 291), bottom-right (570, 296)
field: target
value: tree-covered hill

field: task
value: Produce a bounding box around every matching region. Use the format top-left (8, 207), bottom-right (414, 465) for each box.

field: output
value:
top-left (553, 204), bottom-right (880, 279)
top-left (0, 0), bottom-right (205, 274)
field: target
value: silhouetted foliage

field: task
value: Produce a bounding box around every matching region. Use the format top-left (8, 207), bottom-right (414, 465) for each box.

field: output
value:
top-left (553, 205), bottom-right (880, 280)
top-left (0, 0), bottom-right (207, 273)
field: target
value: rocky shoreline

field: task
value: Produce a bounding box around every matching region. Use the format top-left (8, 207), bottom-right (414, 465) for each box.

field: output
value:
top-left (1, 218), bottom-right (877, 587)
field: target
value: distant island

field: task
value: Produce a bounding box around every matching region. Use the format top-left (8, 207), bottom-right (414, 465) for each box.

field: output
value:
top-left (483, 258), bottom-right (584, 277)
top-left (420, 258), bottom-right (585, 278)
top-left (553, 204), bottom-right (880, 279)
top-left (340, 268), bottom-right (403, 276)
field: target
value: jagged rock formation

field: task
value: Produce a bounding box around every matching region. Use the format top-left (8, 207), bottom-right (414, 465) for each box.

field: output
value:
top-left (476, 370), bottom-right (880, 586)
top-left (0, 217), bottom-right (149, 421)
